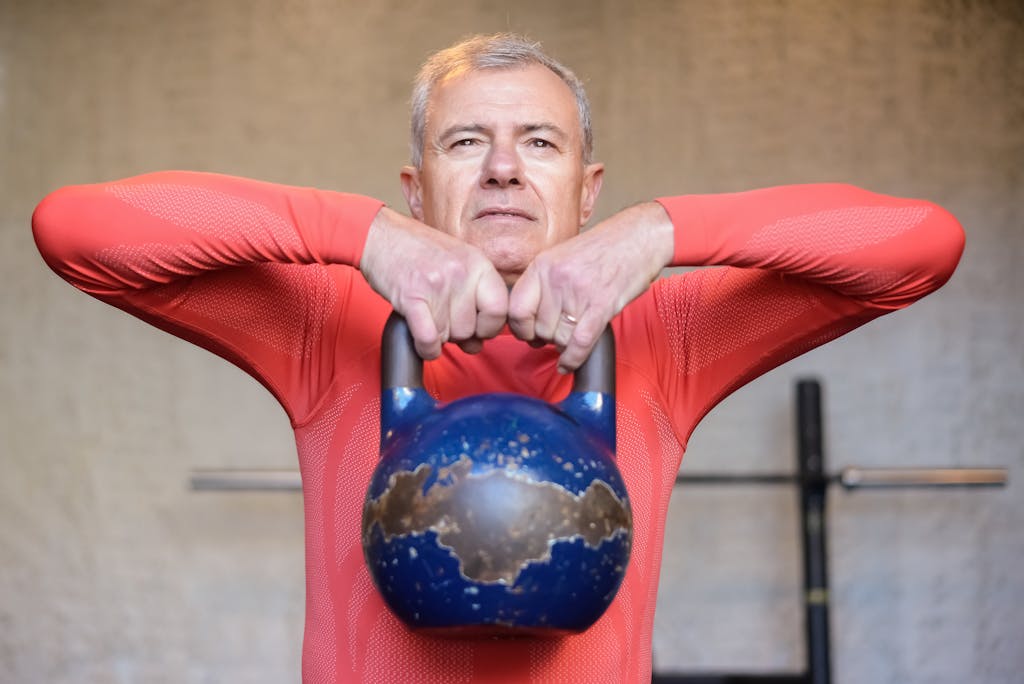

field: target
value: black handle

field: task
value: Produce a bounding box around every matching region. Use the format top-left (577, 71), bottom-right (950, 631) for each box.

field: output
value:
top-left (381, 312), bottom-right (424, 390)
top-left (381, 311), bottom-right (615, 395)
top-left (572, 325), bottom-right (615, 396)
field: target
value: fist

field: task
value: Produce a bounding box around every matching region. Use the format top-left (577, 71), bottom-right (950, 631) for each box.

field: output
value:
top-left (361, 208), bottom-right (508, 359)
top-left (509, 202), bottom-right (674, 372)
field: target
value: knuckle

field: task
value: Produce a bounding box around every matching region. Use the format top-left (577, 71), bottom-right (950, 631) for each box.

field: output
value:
top-left (507, 301), bottom-right (530, 321)
top-left (434, 265), bottom-right (464, 289)
top-left (571, 328), bottom-right (597, 350)
top-left (408, 269), bottom-right (446, 298)
top-left (546, 260), bottom-right (578, 287)
top-left (479, 294), bottom-right (508, 317)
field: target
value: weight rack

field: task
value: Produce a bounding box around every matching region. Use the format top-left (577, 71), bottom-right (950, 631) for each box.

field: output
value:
top-left (651, 379), bottom-right (1007, 684)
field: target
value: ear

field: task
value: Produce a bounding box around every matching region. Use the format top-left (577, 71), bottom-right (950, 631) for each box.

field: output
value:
top-left (579, 163), bottom-right (605, 225)
top-left (400, 165), bottom-right (425, 221)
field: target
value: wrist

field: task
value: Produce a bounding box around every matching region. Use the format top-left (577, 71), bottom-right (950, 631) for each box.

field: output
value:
top-left (360, 206), bottom-right (400, 276)
top-left (628, 201), bottom-right (675, 272)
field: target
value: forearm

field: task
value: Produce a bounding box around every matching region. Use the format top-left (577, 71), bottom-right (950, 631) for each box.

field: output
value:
top-left (656, 183), bottom-right (965, 307)
top-left (592, 201), bottom-right (675, 280)
top-left (32, 170), bottom-right (383, 295)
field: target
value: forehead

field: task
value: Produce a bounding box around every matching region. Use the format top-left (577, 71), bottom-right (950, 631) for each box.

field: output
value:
top-left (426, 64), bottom-right (580, 137)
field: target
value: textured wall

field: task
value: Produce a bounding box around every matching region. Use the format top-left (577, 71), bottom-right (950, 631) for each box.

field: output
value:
top-left (1, 1), bottom-right (1021, 682)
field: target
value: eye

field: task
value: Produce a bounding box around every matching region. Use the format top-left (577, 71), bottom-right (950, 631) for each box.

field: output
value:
top-left (528, 138), bottom-right (554, 149)
top-left (451, 138), bottom-right (480, 148)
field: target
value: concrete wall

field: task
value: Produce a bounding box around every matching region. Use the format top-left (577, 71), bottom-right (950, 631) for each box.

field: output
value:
top-left (2, 1), bottom-right (1021, 682)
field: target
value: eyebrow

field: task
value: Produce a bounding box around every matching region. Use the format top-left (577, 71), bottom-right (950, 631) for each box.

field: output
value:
top-left (437, 122), bottom-right (570, 142)
top-left (438, 123), bottom-right (488, 141)
top-left (522, 123), bottom-right (569, 141)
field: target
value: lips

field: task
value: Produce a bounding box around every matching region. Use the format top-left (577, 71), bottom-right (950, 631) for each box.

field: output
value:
top-left (474, 207), bottom-right (536, 221)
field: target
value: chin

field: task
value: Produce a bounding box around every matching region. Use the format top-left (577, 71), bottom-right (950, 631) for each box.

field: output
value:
top-left (498, 270), bottom-right (522, 287)
top-left (486, 251), bottom-right (534, 277)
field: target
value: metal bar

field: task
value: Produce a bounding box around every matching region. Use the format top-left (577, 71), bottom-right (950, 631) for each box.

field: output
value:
top-left (796, 379), bottom-right (831, 684)
top-left (838, 467), bottom-right (1008, 489)
top-left (674, 468), bottom-right (1006, 489)
top-left (651, 675), bottom-right (806, 683)
top-left (188, 467), bottom-right (1008, 492)
top-left (676, 473), bottom-right (804, 486)
top-left (190, 469), bottom-right (301, 491)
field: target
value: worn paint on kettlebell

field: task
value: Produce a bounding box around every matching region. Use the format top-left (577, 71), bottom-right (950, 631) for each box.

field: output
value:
top-left (363, 455), bottom-right (632, 585)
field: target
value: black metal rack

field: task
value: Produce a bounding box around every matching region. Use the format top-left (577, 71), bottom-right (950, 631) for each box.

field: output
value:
top-left (652, 379), bottom-right (1007, 684)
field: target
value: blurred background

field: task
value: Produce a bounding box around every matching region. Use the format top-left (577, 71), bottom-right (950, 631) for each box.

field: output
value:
top-left (1, 1), bottom-right (1021, 682)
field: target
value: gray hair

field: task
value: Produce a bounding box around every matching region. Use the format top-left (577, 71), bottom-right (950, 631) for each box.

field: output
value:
top-left (410, 33), bottom-right (594, 168)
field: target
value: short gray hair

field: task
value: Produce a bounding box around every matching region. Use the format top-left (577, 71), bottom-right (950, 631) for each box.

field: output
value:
top-left (410, 33), bottom-right (594, 168)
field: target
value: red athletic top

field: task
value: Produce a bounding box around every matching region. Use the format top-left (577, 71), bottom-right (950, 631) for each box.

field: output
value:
top-left (32, 172), bottom-right (963, 683)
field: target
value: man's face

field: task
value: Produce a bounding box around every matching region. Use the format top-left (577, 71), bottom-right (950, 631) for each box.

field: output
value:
top-left (401, 64), bottom-right (604, 284)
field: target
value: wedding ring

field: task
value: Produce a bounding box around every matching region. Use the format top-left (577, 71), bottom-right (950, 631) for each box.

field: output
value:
top-left (561, 313), bottom-right (579, 325)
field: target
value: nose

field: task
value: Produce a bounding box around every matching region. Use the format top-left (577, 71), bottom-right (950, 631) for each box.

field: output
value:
top-left (481, 140), bottom-right (522, 188)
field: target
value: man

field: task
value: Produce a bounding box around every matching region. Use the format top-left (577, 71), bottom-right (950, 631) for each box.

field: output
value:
top-left (33, 33), bottom-right (963, 684)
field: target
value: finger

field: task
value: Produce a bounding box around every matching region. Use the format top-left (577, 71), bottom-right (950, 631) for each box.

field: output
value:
top-left (475, 266), bottom-right (510, 339)
top-left (551, 311), bottom-right (579, 349)
top-left (557, 310), bottom-right (606, 374)
top-left (532, 283), bottom-right (565, 342)
top-left (508, 267), bottom-right (541, 340)
top-left (448, 276), bottom-right (478, 343)
top-left (403, 299), bottom-right (443, 360)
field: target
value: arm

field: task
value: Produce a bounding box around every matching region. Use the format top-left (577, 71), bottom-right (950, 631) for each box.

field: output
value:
top-left (656, 183), bottom-right (963, 308)
top-left (509, 183), bottom-right (964, 375)
top-left (33, 171), bottom-right (509, 417)
top-left (32, 171), bottom-right (385, 421)
top-left (650, 183), bottom-right (964, 431)
top-left (33, 171), bottom-right (384, 294)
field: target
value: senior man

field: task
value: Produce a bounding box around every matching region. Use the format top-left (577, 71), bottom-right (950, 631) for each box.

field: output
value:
top-left (33, 33), bottom-right (963, 684)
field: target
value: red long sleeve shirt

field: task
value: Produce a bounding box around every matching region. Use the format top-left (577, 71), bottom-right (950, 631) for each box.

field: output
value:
top-left (32, 172), bottom-right (964, 683)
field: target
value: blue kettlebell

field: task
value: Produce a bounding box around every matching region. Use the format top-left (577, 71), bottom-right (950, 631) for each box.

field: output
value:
top-left (361, 312), bottom-right (633, 637)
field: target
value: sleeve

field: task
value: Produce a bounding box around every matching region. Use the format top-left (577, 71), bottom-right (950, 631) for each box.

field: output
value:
top-left (31, 171), bottom-right (386, 423)
top-left (647, 183), bottom-right (965, 441)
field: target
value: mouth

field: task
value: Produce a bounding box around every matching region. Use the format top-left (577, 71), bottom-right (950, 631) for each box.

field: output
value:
top-left (474, 207), bottom-right (537, 221)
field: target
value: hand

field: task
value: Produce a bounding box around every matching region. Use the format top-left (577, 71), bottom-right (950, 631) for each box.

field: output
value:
top-left (508, 202), bottom-right (674, 373)
top-left (360, 207), bottom-right (508, 359)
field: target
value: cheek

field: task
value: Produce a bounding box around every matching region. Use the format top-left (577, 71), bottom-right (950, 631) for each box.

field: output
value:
top-left (425, 179), bottom-right (468, 235)
top-left (543, 175), bottom-right (585, 228)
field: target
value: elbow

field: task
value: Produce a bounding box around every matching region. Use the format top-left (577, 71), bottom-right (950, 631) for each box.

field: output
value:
top-left (874, 201), bottom-right (966, 309)
top-left (32, 185), bottom-right (80, 275)
top-left (31, 184), bottom-right (110, 290)
top-left (918, 201), bottom-right (966, 291)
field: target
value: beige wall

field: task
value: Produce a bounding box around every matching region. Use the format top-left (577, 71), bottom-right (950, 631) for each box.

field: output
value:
top-left (2, 1), bottom-right (1021, 682)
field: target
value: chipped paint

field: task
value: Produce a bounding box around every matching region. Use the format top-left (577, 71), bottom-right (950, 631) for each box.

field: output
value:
top-left (363, 456), bottom-right (632, 585)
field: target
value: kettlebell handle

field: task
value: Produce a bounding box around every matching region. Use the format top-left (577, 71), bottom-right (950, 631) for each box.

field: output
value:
top-left (381, 311), bottom-right (615, 396)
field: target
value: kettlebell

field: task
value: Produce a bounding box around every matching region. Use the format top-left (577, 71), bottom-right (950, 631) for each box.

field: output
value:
top-left (361, 312), bottom-right (633, 637)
